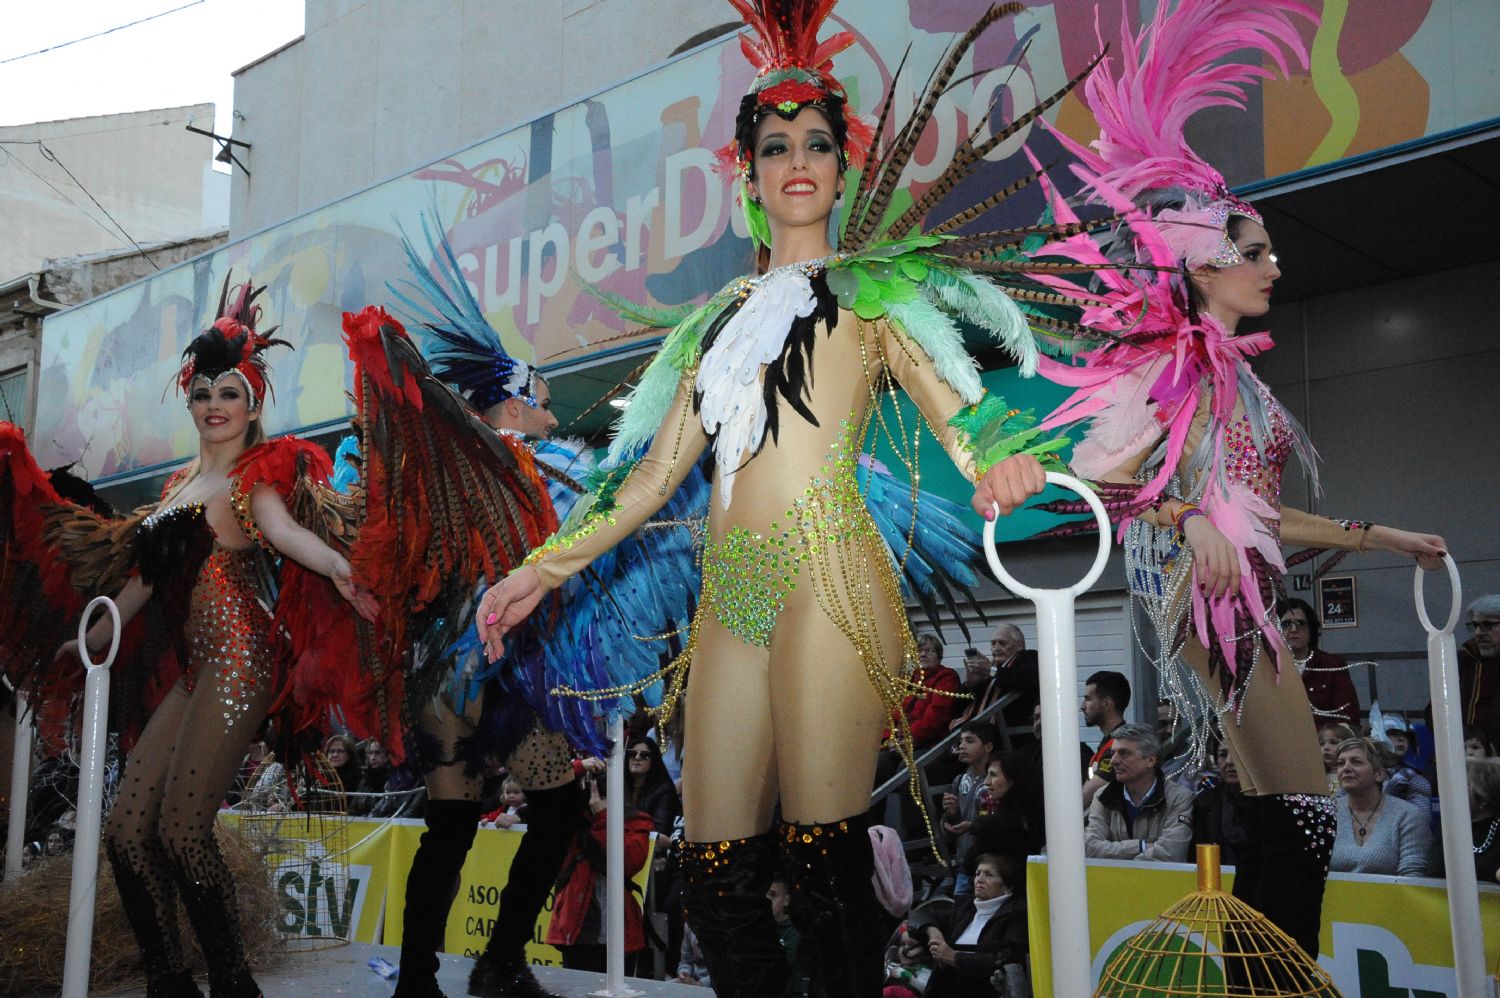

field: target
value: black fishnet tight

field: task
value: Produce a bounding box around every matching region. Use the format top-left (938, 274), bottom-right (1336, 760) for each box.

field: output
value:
top-left (104, 676), bottom-right (270, 996)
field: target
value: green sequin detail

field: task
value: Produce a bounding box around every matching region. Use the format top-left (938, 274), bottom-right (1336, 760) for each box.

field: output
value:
top-left (701, 419), bottom-right (875, 646)
top-left (702, 525), bottom-right (801, 646)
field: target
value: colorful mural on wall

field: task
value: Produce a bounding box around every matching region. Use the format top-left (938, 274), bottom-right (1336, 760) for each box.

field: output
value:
top-left (33, 0), bottom-right (1500, 481)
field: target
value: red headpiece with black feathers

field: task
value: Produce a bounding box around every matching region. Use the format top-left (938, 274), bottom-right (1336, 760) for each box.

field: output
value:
top-left (174, 276), bottom-right (290, 409)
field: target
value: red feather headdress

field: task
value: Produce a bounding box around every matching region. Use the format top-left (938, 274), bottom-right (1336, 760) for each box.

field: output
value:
top-left (717, 0), bottom-right (875, 178)
top-left (173, 276), bottom-right (290, 408)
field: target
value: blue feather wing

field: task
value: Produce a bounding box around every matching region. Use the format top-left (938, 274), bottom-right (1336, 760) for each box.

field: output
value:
top-left (447, 443), bottom-right (709, 756)
top-left (857, 456), bottom-right (986, 640)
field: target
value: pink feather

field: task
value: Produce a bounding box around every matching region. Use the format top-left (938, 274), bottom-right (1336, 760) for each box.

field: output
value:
top-left (1047, 0), bottom-right (1316, 203)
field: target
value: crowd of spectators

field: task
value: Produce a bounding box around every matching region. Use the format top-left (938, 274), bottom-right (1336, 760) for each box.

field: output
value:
top-left (10, 593), bottom-right (1500, 991)
top-left (867, 593), bottom-right (1500, 993)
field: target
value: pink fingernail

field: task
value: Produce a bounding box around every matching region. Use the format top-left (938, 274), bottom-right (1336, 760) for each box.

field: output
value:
top-left (984, 508), bottom-right (996, 521)
top-left (485, 612), bottom-right (498, 625)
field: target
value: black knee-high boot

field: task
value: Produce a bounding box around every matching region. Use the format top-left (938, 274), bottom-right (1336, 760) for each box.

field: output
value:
top-left (468, 783), bottom-right (578, 998)
top-left (678, 833), bottom-right (790, 998)
top-left (162, 833), bottom-right (260, 998)
top-left (779, 815), bottom-right (886, 998)
top-left (780, 816), bottom-right (882, 996)
top-left (106, 837), bottom-right (204, 997)
top-left (394, 799), bottom-right (482, 998)
top-left (1238, 793), bottom-right (1335, 957)
top-left (1227, 793), bottom-right (1336, 991)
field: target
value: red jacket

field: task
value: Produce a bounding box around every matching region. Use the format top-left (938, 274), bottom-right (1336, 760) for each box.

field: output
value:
top-left (896, 665), bottom-right (962, 749)
top-left (1302, 649), bottom-right (1359, 728)
top-left (545, 808), bottom-right (653, 950)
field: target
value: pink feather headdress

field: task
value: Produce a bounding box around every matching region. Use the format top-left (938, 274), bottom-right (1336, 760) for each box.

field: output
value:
top-left (1051, 0), bottom-right (1316, 269)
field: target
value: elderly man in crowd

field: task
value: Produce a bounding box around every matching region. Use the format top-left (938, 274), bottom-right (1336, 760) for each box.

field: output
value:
top-left (1084, 723), bottom-right (1193, 862)
top-left (1456, 595), bottom-right (1500, 752)
top-left (950, 623), bottom-right (1039, 747)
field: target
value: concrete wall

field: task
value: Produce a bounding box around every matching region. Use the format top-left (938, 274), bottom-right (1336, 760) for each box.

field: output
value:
top-left (0, 104), bottom-right (225, 283)
top-left (1258, 259), bottom-right (1500, 712)
top-left (229, 0), bottom-right (731, 236)
top-left (0, 230), bottom-right (227, 434)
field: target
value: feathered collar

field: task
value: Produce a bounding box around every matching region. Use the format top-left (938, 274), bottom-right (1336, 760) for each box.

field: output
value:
top-left (694, 259), bottom-right (838, 508)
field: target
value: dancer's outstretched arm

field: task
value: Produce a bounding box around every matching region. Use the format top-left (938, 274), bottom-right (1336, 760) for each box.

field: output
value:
top-left (477, 371), bottom-right (708, 660)
top-left (251, 484), bottom-right (378, 621)
top-left (56, 574), bottom-right (153, 662)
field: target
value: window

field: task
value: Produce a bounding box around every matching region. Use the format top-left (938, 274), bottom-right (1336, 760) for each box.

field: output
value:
top-left (0, 366), bottom-right (27, 431)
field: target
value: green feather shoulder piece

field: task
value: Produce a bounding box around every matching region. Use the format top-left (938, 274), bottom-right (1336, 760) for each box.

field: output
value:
top-left (603, 279), bottom-right (744, 464)
top-left (826, 237), bottom-right (1041, 404)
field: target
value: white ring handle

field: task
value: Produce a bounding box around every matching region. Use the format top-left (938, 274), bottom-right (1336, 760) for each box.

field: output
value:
top-left (1413, 552), bottom-right (1461, 637)
top-left (982, 472), bottom-right (1111, 600)
top-left (77, 596), bottom-right (121, 672)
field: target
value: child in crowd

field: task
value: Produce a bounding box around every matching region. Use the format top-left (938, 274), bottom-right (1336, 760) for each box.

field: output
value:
top-left (1381, 715), bottom-right (1435, 828)
top-left (942, 722), bottom-right (997, 896)
top-left (481, 779), bottom-right (528, 828)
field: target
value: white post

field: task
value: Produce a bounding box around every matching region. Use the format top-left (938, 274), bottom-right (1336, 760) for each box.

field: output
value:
top-left (61, 596), bottom-right (121, 998)
top-left (1415, 556), bottom-right (1490, 997)
top-left (982, 472), bottom-right (1110, 998)
top-left (589, 715), bottom-right (642, 998)
top-left (5, 680), bottom-right (33, 882)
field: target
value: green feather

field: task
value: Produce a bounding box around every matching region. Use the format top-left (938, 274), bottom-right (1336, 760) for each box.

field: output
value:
top-left (579, 280), bottom-right (697, 329)
top-left (948, 395), bottom-right (1070, 475)
top-left (883, 298), bottom-right (984, 403)
top-left (743, 192), bottom-right (771, 250)
top-left (603, 282), bottom-right (742, 463)
top-left (950, 271), bottom-right (1039, 377)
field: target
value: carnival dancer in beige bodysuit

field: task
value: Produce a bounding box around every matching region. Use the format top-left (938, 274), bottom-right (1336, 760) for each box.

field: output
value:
top-left (472, 3), bottom-right (1121, 993)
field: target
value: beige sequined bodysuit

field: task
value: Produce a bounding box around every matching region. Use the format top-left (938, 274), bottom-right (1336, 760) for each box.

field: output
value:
top-left (528, 306), bottom-right (977, 840)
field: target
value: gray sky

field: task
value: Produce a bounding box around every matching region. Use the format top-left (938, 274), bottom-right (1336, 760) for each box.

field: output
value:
top-left (0, 0), bottom-right (304, 138)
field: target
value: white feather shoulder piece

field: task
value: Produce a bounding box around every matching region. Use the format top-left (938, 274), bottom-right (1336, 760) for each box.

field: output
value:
top-left (696, 265), bottom-right (817, 509)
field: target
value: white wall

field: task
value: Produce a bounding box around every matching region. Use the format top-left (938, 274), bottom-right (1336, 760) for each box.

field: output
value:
top-left (228, 0), bottom-right (730, 236)
top-left (0, 104), bottom-right (220, 282)
top-left (1259, 260), bottom-right (1500, 712)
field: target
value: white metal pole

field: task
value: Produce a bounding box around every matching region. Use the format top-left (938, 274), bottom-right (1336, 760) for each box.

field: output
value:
top-left (61, 596), bottom-right (120, 998)
top-left (983, 472), bottom-right (1111, 998)
top-left (5, 680), bottom-right (33, 882)
top-left (589, 715), bottom-right (642, 998)
top-left (1414, 556), bottom-right (1489, 997)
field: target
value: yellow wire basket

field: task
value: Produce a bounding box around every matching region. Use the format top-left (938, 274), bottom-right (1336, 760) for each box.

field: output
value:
top-left (1094, 844), bottom-right (1340, 997)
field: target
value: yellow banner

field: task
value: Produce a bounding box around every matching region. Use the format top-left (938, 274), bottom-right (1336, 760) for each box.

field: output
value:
top-left (219, 812), bottom-right (391, 944)
top-left (1026, 858), bottom-right (1500, 996)
top-left (381, 820), bottom-right (571, 964)
top-left (221, 813), bottom-right (658, 963)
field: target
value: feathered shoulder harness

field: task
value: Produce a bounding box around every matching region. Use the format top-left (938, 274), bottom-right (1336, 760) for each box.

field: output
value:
top-left (1017, 0), bottom-right (1319, 715)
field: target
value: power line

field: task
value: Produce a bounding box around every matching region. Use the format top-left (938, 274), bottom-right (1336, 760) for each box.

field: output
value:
top-left (37, 143), bottom-right (161, 270)
top-left (0, 144), bottom-right (123, 243)
top-left (0, 1), bottom-right (206, 66)
top-left (0, 112), bottom-right (199, 141)
top-left (0, 141), bottom-right (162, 269)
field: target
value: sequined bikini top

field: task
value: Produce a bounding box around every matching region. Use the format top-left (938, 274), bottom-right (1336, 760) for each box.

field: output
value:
top-left (135, 502), bottom-right (216, 589)
top-left (1219, 379), bottom-right (1295, 511)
